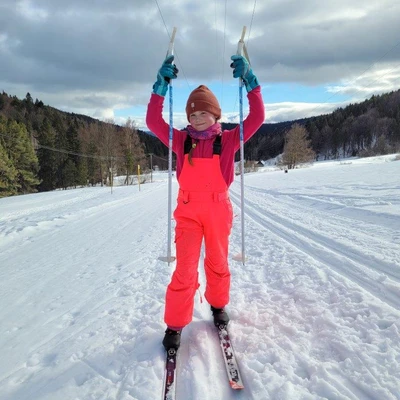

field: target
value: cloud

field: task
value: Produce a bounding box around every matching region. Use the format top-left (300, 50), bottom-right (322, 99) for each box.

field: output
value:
top-left (326, 64), bottom-right (400, 99)
top-left (262, 101), bottom-right (341, 124)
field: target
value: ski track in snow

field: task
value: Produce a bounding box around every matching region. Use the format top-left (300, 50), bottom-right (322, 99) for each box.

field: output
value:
top-left (229, 186), bottom-right (400, 309)
top-left (226, 158), bottom-right (400, 400)
top-left (0, 156), bottom-right (400, 399)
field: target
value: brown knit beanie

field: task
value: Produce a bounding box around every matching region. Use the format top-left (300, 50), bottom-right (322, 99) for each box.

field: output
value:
top-left (185, 85), bottom-right (221, 121)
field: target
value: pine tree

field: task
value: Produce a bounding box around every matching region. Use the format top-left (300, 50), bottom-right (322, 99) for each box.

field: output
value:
top-left (24, 92), bottom-right (34, 113)
top-left (76, 158), bottom-right (88, 186)
top-left (0, 94), bottom-right (5, 111)
top-left (0, 117), bottom-right (40, 194)
top-left (37, 118), bottom-right (57, 191)
top-left (0, 143), bottom-right (19, 197)
top-left (65, 121), bottom-right (84, 186)
top-left (62, 159), bottom-right (77, 189)
top-left (52, 113), bottom-right (69, 189)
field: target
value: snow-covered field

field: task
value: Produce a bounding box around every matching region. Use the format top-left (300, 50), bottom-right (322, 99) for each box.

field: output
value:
top-left (1, 155), bottom-right (400, 400)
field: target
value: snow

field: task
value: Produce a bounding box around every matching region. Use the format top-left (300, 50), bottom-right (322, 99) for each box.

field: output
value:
top-left (1, 154), bottom-right (400, 400)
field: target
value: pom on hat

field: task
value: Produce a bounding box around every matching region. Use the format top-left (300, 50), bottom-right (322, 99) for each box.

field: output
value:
top-left (185, 85), bottom-right (221, 122)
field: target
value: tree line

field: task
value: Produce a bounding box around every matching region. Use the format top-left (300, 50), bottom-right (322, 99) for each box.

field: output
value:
top-left (0, 92), bottom-right (157, 197)
top-left (241, 89), bottom-right (400, 163)
top-left (1, 88), bottom-right (400, 198)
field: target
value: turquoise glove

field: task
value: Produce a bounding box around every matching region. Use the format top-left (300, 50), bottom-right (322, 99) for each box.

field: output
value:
top-left (230, 55), bottom-right (259, 92)
top-left (152, 55), bottom-right (179, 96)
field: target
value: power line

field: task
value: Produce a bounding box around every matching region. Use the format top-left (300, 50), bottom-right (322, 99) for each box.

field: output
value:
top-left (232, 0), bottom-right (258, 114)
top-left (0, 131), bottom-right (142, 162)
top-left (153, 0), bottom-right (191, 91)
top-left (220, 0), bottom-right (228, 104)
top-left (246, 0), bottom-right (257, 51)
top-left (36, 144), bottom-right (112, 160)
top-left (154, 0), bottom-right (170, 37)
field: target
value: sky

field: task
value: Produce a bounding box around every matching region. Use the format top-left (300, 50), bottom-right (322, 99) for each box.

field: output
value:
top-left (1, 154), bottom-right (400, 399)
top-left (1, 0), bottom-right (400, 130)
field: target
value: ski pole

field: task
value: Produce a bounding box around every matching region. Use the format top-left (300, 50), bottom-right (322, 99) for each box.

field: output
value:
top-left (159, 27), bottom-right (177, 264)
top-left (236, 26), bottom-right (247, 265)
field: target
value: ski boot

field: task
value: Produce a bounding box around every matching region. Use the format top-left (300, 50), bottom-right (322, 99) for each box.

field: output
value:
top-left (211, 306), bottom-right (230, 328)
top-left (162, 328), bottom-right (182, 350)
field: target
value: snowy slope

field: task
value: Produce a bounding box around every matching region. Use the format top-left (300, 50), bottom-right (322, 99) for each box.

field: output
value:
top-left (0, 155), bottom-right (399, 400)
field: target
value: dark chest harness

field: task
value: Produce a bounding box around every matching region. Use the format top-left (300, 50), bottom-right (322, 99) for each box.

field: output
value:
top-left (183, 134), bottom-right (222, 155)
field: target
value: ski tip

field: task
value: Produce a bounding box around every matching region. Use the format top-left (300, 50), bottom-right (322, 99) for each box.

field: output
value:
top-left (230, 381), bottom-right (244, 390)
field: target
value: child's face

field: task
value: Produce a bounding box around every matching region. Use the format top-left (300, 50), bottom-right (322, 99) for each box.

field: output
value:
top-left (189, 111), bottom-right (216, 131)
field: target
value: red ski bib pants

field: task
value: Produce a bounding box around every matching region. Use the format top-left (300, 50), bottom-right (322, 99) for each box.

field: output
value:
top-left (164, 154), bottom-right (233, 328)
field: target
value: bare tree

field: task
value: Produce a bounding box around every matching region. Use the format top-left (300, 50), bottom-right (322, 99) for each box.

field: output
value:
top-left (282, 123), bottom-right (315, 169)
top-left (99, 119), bottom-right (120, 186)
top-left (78, 123), bottom-right (102, 186)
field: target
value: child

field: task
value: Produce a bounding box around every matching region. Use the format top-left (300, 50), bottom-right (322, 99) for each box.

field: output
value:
top-left (146, 54), bottom-right (265, 350)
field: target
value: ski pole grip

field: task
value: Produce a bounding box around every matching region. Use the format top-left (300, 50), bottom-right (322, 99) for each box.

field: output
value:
top-left (236, 26), bottom-right (246, 56)
top-left (167, 27), bottom-right (177, 57)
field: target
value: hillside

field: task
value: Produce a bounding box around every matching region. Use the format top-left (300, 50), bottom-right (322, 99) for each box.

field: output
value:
top-left (1, 89), bottom-right (400, 197)
top-left (240, 89), bottom-right (400, 161)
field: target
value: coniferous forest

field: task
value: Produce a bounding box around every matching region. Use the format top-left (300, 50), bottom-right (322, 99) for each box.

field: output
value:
top-left (241, 89), bottom-right (400, 162)
top-left (1, 89), bottom-right (400, 198)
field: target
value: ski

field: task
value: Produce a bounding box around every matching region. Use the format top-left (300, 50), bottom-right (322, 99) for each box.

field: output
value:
top-left (216, 324), bottom-right (244, 390)
top-left (162, 348), bottom-right (177, 400)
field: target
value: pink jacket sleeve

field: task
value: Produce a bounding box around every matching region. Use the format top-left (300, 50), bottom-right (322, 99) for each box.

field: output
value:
top-left (227, 86), bottom-right (265, 151)
top-left (145, 94), bottom-right (186, 154)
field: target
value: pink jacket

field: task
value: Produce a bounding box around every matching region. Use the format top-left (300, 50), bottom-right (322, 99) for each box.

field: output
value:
top-left (146, 86), bottom-right (265, 187)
